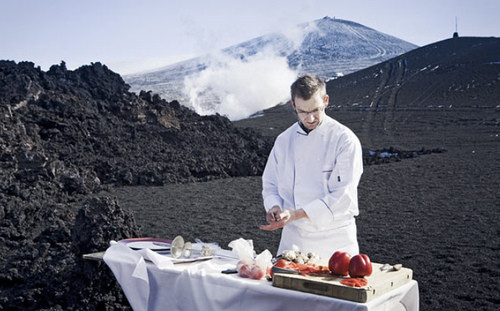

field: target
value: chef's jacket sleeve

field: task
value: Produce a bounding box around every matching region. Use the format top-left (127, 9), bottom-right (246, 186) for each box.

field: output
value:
top-left (301, 133), bottom-right (363, 229)
top-left (262, 146), bottom-right (284, 212)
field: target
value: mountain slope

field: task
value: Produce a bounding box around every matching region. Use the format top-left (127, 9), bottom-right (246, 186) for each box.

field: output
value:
top-left (239, 37), bottom-right (500, 140)
top-left (124, 17), bottom-right (417, 120)
top-left (327, 36), bottom-right (500, 109)
top-left (328, 36), bottom-right (500, 148)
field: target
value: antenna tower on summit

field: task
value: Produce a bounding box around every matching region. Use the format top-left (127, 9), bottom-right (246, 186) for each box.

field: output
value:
top-left (453, 16), bottom-right (459, 38)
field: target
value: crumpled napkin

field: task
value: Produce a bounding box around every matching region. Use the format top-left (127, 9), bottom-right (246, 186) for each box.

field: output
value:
top-left (138, 248), bottom-right (174, 269)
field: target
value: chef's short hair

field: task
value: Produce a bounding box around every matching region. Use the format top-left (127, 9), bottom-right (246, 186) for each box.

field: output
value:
top-left (290, 74), bottom-right (327, 102)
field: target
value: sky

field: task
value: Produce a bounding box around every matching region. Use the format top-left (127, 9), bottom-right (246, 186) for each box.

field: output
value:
top-left (1, 0), bottom-right (499, 76)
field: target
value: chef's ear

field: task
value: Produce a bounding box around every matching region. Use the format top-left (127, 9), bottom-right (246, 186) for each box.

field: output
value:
top-left (290, 98), bottom-right (296, 110)
top-left (324, 95), bottom-right (329, 107)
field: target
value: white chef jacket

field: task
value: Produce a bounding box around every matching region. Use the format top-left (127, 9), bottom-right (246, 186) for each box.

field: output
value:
top-left (262, 115), bottom-right (363, 260)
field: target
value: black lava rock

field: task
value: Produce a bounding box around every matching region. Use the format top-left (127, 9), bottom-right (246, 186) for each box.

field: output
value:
top-left (0, 60), bottom-right (272, 310)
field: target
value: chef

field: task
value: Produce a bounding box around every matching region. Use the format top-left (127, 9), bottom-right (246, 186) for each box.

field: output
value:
top-left (259, 74), bottom-right (363, 261)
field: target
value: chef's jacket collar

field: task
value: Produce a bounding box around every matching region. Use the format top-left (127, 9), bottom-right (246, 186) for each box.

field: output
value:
top-left (298, 121), bottom-right (311, 134)
top-left (298, 120), bottom-right (324, 135)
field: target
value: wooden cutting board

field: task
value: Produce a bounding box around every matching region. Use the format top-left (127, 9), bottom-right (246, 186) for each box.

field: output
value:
top-left (272, 263), bottom-right (413, 303)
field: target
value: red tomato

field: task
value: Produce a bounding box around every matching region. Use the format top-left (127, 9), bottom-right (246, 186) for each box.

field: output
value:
top-left (249, 265), bottom-right (265, 280)
top-left (237, 261), bottom-right (252, 278)
top-left (238, 264), bottom-right (250, 278)
top-left (328, 251), bottom-right (351, 276)
top-left (348, 254), bottom-right (373, 277)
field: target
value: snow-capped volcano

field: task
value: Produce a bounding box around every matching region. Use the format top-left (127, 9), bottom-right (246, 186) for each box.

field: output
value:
top-left (124, 17), bottom-right (417, 120)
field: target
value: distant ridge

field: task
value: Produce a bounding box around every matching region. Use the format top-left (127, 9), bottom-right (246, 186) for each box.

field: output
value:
top-left (327, 36), bottom-right (500, 110)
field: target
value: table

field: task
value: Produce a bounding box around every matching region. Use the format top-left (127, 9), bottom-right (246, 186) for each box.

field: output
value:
top-left (103, 243), bottom-right (419, 311)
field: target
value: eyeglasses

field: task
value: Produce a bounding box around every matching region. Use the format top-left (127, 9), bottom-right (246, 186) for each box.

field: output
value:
top-left (296, 106), bottom-right (325, 117)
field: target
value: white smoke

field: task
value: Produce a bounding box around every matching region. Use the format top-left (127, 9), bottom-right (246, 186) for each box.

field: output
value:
top-left (281, 19), bottom-right (319, 50)
top-left (182, 22), bottom-right (319, 121)
top-left (183, 49), bottom-right (297, 121)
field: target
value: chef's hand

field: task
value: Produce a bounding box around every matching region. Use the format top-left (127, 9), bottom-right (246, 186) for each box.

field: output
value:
top-left (259, 208), bottom-right (307, 231)
top-left (265, 205), bottom-right (281, 224)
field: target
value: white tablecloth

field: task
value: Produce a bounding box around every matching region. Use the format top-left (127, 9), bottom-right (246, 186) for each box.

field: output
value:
top-left (104, 243), bottom-right (419, 311)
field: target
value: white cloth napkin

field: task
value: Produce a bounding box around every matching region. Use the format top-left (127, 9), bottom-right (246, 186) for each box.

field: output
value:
top-left (139, 248), bottom-right (175, 269)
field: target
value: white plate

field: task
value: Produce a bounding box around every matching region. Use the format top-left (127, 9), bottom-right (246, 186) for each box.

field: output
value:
top-left (119, 238), bottom-right (171, 251)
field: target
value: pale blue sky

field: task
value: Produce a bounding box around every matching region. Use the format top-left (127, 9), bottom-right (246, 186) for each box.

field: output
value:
top-left (1, 0), bottom-right (499, 75)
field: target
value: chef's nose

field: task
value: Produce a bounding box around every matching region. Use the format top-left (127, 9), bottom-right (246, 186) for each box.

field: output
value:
top-left (304, 113), bottom-right (315, 122)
